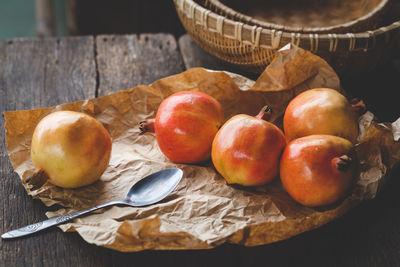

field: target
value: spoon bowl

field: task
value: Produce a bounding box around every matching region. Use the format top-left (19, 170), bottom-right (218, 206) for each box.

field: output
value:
top-left (127, 167), bottom-right (183, 206)
top-left (2, 167), bottom-right (183, 239)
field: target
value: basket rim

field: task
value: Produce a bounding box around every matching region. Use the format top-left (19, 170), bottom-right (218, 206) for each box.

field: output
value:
top-left (205, 0), bottom-right (390, 33)
top-left (174, 0), bottom-right (400, 53)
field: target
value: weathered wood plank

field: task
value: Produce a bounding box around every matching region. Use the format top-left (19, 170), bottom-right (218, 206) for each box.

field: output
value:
top-left (0, 33), bottom-right (189, 267)
top-left (95, 33), bottom-right (186, 96)
top-left (0, 36), bottom-right (112, 267)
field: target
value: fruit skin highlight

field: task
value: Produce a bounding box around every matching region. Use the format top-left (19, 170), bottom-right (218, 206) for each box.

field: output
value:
top-left (30, 111), bottom-right (112, 189)
top-left (280, 134), bottom-right (356, 207)
top-left (211, 106), bottom-right (286, 186)
top-left (283, 88), bottom-right (360, 143)
top-left (140, 91), bottom-right (224, 164)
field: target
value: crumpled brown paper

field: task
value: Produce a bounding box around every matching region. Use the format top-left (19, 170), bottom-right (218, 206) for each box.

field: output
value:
top-left (4, 45), bottom-right (400, 252)
top-left (249, 43), bottom-right (343, 126)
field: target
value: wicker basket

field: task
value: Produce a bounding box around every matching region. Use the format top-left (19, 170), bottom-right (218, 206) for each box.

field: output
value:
top-left (174, 0), bottom-right (400, 77)
top-left (203, 0), bottom-right (389, 33)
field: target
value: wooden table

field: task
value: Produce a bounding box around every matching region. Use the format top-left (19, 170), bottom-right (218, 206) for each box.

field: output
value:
top-left (1, 33), bottom-right (400, 267)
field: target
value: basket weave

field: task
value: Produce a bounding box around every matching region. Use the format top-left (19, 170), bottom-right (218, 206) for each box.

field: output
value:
top-left (174, 0), bottom-right (400, 77)
top-left (203, 0), bottom-right (389, 33)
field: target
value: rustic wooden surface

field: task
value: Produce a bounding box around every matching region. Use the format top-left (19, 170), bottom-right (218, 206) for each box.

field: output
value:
top-left (96, 34), bottom-right (185, 96)
top-left (1, 33), bottom-right (400, 267)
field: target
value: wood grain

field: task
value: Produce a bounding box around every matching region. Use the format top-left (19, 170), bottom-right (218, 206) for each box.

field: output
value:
top-left (0, 33), bottom-right (188, 267)
top-left (95, 34), bottom-right (185, 96)
top-left (0, 36), bottom-right (111, 267)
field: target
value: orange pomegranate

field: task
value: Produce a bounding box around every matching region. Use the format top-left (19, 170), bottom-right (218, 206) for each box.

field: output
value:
top-left (211, 106), bottom-right (286, 186)
top-left (283, 88), bottom-right (364, 143)
top-left (280, 134), bottom-right (357, 207)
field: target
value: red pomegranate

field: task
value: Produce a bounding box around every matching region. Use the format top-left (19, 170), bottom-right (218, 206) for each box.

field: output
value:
top-left (211, 106), bottom-right (286, 186)
top-left (280, 134), bottom-right (357, 207)
top-left (140, 91), bottom-right (224, 164)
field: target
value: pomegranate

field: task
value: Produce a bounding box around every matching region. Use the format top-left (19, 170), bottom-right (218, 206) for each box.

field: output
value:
top-left (30, 111), bottom-right (112, 188)
top-left (283, 88), bottom-right (364, 143)
top-left (211, 106), bottom-right (286, 186)
top-left (280, 134), bottom-right (356, 207)
top-left (140, 91), bottom-right (224, 164)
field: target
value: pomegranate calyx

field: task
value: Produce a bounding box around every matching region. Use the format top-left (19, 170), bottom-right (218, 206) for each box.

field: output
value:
top-left (255, 105), bottom-right (272, 121)
top-left (24, 168), bottom-right (49, 190)
top-left (333, 155), bottom-right (353, 172)
top-left (139, 118), bottom-right (155, 134)
top-left (350, 98), bottom-right (367, 117)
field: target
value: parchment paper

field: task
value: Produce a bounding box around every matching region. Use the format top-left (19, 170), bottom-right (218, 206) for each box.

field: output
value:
top-left (4, 45), bottom-right (400, 252)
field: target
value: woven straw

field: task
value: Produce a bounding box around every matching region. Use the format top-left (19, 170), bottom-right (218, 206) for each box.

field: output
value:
top-left (174, 0), bottom-right (400, 77)
top-left (203, 0), bottom-right (389, 33)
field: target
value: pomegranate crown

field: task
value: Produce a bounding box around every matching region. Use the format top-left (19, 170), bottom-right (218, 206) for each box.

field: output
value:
top-left (255, 105), bottom-right (272, 121)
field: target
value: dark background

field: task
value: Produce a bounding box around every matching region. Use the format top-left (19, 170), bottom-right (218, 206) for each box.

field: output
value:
top-left (0, 0), bottom-right (186, 40)
top-left (71, 1), bottom-right (186, 37)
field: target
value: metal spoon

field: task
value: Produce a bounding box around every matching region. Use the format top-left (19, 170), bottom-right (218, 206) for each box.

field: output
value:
top-left (1, 167), bottom-right (183, 239)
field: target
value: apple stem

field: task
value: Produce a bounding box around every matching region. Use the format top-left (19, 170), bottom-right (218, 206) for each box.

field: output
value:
top-left (139, 118), bottom-right (155, 134)
top-left (255, 105), bottom-right (272, 121)
top-left (350, 98), bottom-right (367, 117)
top-left (333, 155), bottom-right (353, 172)
top-left (24, 168), bottom-right (49, 190)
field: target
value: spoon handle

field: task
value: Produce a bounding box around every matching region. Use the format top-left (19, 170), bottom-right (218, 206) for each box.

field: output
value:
top-left (1, 200), bottom-right (125, 239)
